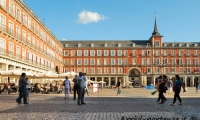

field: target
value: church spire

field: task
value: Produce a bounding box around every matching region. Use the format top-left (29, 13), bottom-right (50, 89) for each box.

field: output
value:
top-left (152, 13), bottom-right (162, 36)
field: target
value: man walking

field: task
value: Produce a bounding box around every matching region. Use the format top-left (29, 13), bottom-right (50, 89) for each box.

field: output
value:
top-left (73, 75), bottom-right (79, 100)
top-left (83, 73), bottom-right (90, 96)
top-left (77, 72), bottom-right (86, 105)
top-left (195, 80), bottom-right (199, 93)
top-left (16, 73), bottom-right (28, 104)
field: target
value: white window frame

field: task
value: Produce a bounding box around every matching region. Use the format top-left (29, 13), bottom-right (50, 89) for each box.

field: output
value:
top-left (71, 50), bottom-right (75, 56)
top-left (104, 59), bottom-right (108, 65)
top-left (117, 50), bottom-right (122, 56)
top-left (111, 59), bottom-right (115, 65)
top-left (64, 50), bottom-right (68, 56)
top-left (84, 50), bottom-right (88, 56)
top-left (111, 50), bottom-right (115, 56)
top-left (0, 14), bottom-right (6, 30)
top-left (90, 59), bottom-right (95, 65)
top-left (84, 59), bottom-right (88, 65)
top-left (118, 68), bottom-right (123, 74)
top-left (104, 50), bottom-right (108, 56)
top-left (118, 59), bottom-right (122, 65)
top-left (77, 59), bottom-right (82, 65)
top-left (90, 50), bottom-right (95, 56)
top-left (97, 50), bottom-right (102, 56)
top-left (77, 50), bottom-right (82, 56)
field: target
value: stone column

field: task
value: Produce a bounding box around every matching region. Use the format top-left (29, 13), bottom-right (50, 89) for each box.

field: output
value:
top-left (108, 77), bottom-right (111, 87)
top-left (152, 76), bottom-right (156, 86)
top-left (192, 76), bottom-right (194, 87)
top-left (95, 77), bottom-right (97, 81)
top-left (115, 77), bottom-right (117, 85)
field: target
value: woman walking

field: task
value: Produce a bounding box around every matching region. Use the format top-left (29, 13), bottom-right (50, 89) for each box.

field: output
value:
top-left (171, 75), bottom-right (186, 106)
top-left (63, 76), bottom-right (71, 99)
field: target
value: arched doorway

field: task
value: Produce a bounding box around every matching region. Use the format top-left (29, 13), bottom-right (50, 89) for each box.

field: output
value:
top-left (187, 77), bottom-right (191, 87)
top-left (194, 77), bottom-right (199, 87)
top-left (129, 68), bottom-right (141, 85)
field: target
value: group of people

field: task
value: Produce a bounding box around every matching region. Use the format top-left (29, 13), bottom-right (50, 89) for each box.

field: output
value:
top-left (15, 73), bottom-right (31, 104)
top-left (156, 74), bottom-right (186, 106)
top-left (62, 72), bottom-right (89, 105)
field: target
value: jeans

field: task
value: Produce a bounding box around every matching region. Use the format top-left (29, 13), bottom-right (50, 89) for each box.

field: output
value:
top-left (16, 85), bottom-right (27, 103)
top-left (78, 87), bottom-right (85, 104)
top-left (73, 85), bottom-right (79, 100)
top-left (85, 87), bottom-right (89, 95)
top-left (117, 86), bottom-right (121, 95)
top-left (173, 92), bottom-right (181, 104)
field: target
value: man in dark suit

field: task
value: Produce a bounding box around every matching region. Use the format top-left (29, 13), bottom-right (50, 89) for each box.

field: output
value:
top-left (73, 75), bottom-right (79, 100)
top-left (77, 72), bottom-right (86, 105)
top-left (195, 80), bottom-right (199, 93)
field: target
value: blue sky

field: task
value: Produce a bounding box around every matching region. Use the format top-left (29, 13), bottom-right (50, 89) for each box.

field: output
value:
top-left (24, 0), bottom-right (200, 42)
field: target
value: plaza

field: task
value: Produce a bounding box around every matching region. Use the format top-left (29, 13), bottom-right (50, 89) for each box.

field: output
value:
top-left (0, 87), bottom-right (200, 120)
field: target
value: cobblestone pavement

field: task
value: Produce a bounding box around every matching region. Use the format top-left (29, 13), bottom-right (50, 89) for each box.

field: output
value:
top-left (0, 88), bottom-right (200, 120)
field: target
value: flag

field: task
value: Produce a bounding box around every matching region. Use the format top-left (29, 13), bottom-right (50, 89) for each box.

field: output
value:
top-left (151, 90), bottom-right (157, 95)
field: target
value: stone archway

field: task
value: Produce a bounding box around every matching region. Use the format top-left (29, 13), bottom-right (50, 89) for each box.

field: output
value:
top-left (187, 77), bottom-right (191, 87)
top-left (194, 77), bottom-right (199, 87)
top-left (128, 68), bottom-right (141, 85)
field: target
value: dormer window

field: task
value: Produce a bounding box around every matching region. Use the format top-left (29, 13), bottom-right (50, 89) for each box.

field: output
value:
top-left (104, 43), bottom-right (107, 47)
top-left (118, 43), bottom-right (121, 47)
top-left (172, 43), bottom-right (174, 47)
top-left (194, 44), bottom-right (198, 47)
top-left (179, 44), bottom-right (182, 47)
top-left (65, 44), bottom-right (69, 47)
top-left (91, 43), bottom-right (94, 47)
top-left (78, 43), bottom-right (81, 47)
top-left (132, 43), bottom-right (135, 47)
top-left (147, 43), bottom-right (150, 47)
top-left (163, 44), bottom-right (166, 47)
top-left (186, 44), bottom-right (189, 47)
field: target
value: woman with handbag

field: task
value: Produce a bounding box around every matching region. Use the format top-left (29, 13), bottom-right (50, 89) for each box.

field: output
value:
top-left (171, 75), bottom-right (186, 106)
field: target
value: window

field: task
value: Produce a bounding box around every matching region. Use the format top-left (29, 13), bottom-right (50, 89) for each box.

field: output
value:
top-left (77, 59), bottom-right (82, 65)
top-left (78, 43), bottom-right (81, 47)
top-left (28, 34), bottom-right (31, 44)
top-left (186, 50), bottom-right (190, 56)
top-left (84, 50), bottom-right (88, 56)
top-left (186, 44), bottom-right (189, 47)
top-left (0, 14), bottom-right (6, 30)
top-left (132, 59), bottom-right (136, 65)
top-left (123, 50), bottom-right (128, 56)
top-left (22, 49), bottom-right (26, 60)
top-left (90, 68), bottom-right (95, 74)
top-left (71, 50), bottom-right (75, 56)
top-left (111, 59), bottom-right (115, 65)
top-left (179, 50), bottom-right (183, 56)
top-left (156, 50), bottom-right (160, 56)
top-left (91, 43), bottom-right (94, 47)
top-left (179, 59), bottom-right (183, 64)
top-left (64, 50), bottom-right (68, 56)
top-left (0, 38), bottom-right (6, 50)
top-left (156, 68), bottom-right (160, 73)
top-left (132, 50), bottom-right (137, 56)
top-left (9, 1), bottom-right (15, 16)
top-left (142, 59), bottom-right (146, 65)
top-left (104, 59), bottom-right (108, 65)
top-left (171, 50), bottom-right (175, 56)
top-left (84, 68), bottom-right (88, 73)
top-left (186, 59), bottom-right (190, 64)
top-left (97, 59), bottom-right (102, 65)
top-left (71, 59), bottom-right (75, 65)
top-left (84, 59), bottom-right (88, 65)
top-left (111, 50), bottom-right (115, 56)
top-left (22, 13), bottom-right (27, 26)
top-left (147, 50), bottom-right (151, 55)
top-left (97, 68), bottom-right (102, 74)
top-left (77, 68), bottom-right (81, 73)
top-left (132, 43), bottom-right (135, 47)
top-left (142, 50), bottom-right (146, 56)
top-left (64, 68), bottom-right (68, 73)
top-left (104, 50), bottom-right (108, 56)
top-left (194, 50), bottom-right (198, 56)
top-left (97, 50), bottom-right (101, 56)
top-left (164, 68), bottom-right (168, 73)
top-left (124, 58), bottom-right (128, 65)
top-left (8, 21), bottom-right (14, 35)
top-left (147, 59), bottom-right (151, 65)
top-left (64, 59), bottom-right (68, 65)
top-left (111, 68), bottom-right (116, 74)
top-left (155, 41), bottom-right (160, 47)
top-left (118, 43), bottom-right (121, 47)
top-left (179, 44), bottom-right (182, 47)
top-left (90, 59), bottom-right (95, 65)
top-left (117, 50), bottom-right (122, 56)
top-left (28, 18), bottom-right (31, 29)
top-left (186, 68), bottom-right (190, 73)
top-left (179, 68), bottom-right (183, 73)
top-left (77, 50), bottom-right (82, 56)
top-left (118, 68), bottom-right (123, 74)
top-left (164, 59), bottom-right (168, 64)
top-left (118, 59), bottom-right (122, 65)
top-left (90, 50), bottom-right (95, 56)
top-left (104, 43), bottom-right (107, 47)
top-left (104, 68), bottom-right (108, 73)
top-left (172, 59), bottom-right (176, 65)
top-left (156, 59), bottom-right (160, 64)
top-left (22, 30), bottom-right (26, 41)
top-left (0, 0), bottom-right (6, 8)
top-left (8, 43), bottom-right (14, 54)
top-left (16, 26), bottom-right (20, 39)
top-left (171, 68), bottom-right (175, 73)
top-left (147, 68), bottom-right (151, 73)
top-left (16, 46), bottom-right (20, 57)
top-left (194, 59), bottom-right (198, 65)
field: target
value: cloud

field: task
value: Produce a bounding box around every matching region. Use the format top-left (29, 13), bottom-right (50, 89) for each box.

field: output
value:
top-left (77, 10), bottom-right (107, 24)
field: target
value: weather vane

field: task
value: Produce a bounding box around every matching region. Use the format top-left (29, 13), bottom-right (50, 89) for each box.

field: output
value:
top-left (154, 11), bottom-right (156, 19)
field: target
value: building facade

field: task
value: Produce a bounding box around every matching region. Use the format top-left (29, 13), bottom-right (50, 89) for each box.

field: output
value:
top-left (61, 20), bottom-right (200, 87)
top-left (0, 0), bottom-right (64, 82)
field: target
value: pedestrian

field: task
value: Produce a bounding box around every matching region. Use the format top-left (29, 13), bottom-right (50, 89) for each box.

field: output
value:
top-left (167, 79), bottom-right (173, 97)
top-left (73, 75), bottom-right (79, 100)
top-left (171, 74), bottom-right (186, 106)
top-left (16, 73), bottom-right (28, 104)
top-left (63, 76), bottom-right (71, 99)
top-left (83, 73), bottom-right (90, 96)
top-left (77, 72), bottom-right (86, 105)
top-left (26, 77), bottom-right (31, 101)
top-left (0, 78), bottom-right (10, 94)
top-left (195, 80), bottom-right (199, 93)
top-left (117, 79), bottom-right (122, 95)
top-left (157, 75), bottom-right (167, 104)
